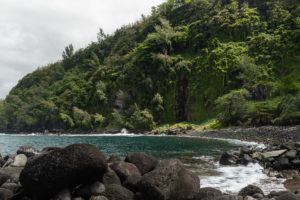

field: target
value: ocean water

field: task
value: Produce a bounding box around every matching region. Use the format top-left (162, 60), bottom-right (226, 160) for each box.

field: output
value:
top-left (0, 132), bottom-right (285, 194)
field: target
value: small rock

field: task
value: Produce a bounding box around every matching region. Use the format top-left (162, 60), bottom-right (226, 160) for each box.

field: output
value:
top-left (75, 182), bottom-right (105, 199)
top-left (273, 157), bottom-right (291, 170)
top-left (219, 152), bottom-right (238, 165)
top-left (1, 183), bottom-right (20, 193)
top-left (107, 155), bottom-right (122, 164)
top-left (276, 192), bottom-right (300, 200)
top-left (2, 158), bottom-right (14, 168)
top-left (0, 188), bottom-right (13, 200)
top-left (286, 151), bottom-right (297, 159)
top-left (90, 196), bottom-right (108, 200)
top-left (244, 196), bottom-right (256, 200)
top-left (238, 185), bottom-right (264, 197)
top-left (17, 146), bottom-right (39, 157)
top-left (241, 154), bottom-right (252, 165)
top-left (11, 154), bottom-right (27, 167)
top-left (103, 184), bottom-right (135, 200)
top-left (215, 195), bottom-right (243, 200)
top-left (292, 159), bottom-right (300, 168)
top-left (50, 189), bottom-right (71, 200)
top-left (253, 193), bottom-right (264, 199)
top-left (194, 187), bottom-right (222, 200)
top-left (261, 150), bottom-right (287, 159)
top-left (0, 173), bottom-right (11, 186)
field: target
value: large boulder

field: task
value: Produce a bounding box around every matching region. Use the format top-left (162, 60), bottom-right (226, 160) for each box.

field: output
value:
top-left (17, 146), bottom-right (39, 157)
top-left (238, 185), bottom-right (264, 197)
top-left (110, 161), bottom-right (141, 182)
top-left (125, 152), bottom-right (158, 174)
top-left (103, 184), bottom-right (135, 200)
top-left (138, 159), bottom-right (200, 200)
top-left (194, 187), bottom-right (222, 200)
top-left (20, 144), bottom-right (108, 199)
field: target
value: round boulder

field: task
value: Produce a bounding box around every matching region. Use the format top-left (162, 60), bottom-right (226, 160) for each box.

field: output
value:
top-left (238, 185), bottom-right (264, 197)
top-left (17, 146), bottom-right (39, 157)
top-left (122, 174), bottom-right (142, 192)
top-left (102, 169), bottom-right (121, 185)
top-left (20, 143), bottom-right (108, 199)
top-left (125, 152), bottom-right (158, 175)
top-left (138, 159), bottom-right (200, 200)
top-left (110, 161), bottom-right (141, 182)
top-left (219, 152), bottom-right (238, 165)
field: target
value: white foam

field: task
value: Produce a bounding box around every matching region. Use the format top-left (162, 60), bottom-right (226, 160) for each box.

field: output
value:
top-left (200, 163), bottom-right (286, 194)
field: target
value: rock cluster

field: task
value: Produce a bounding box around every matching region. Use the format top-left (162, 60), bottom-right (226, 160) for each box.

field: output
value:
top-left (1, 144), bottom-right (300, 200)
top-left (146, 126), bottom-right (192, 135)
top-left (219, 142), bottom-right (300, 172)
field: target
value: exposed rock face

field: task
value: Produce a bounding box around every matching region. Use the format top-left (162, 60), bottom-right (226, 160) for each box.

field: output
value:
top-left (238, 185), bottom-right (264, 197)
top-left (103, 184), bottom-right (135, 200)
top-left (110, 161), bottom-right (141, 182)
top-left (125, 152), bottom-right (158, 175)
top-left (17, 146), bottom-right (39, 157)
top-left (19, 144), bottom-right (108, 199)
top-left (138, 159), bottom-right (200, 200)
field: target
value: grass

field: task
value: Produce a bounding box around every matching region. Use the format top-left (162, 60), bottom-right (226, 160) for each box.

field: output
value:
top-left (155, 118), bottom-right (222, 131)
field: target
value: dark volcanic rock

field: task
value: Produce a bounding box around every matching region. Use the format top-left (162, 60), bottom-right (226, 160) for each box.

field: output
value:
top-left (194, 187), bottom-right (222, 200)
top-left (125, 152), bottom-right (158, 174)
top-left (138, 159), bottom-right (200, 200)
top-left (17, 146), bottom-right (39, 157)
top-left (238, 185), bottom-right (264, 197)
top-left (219, 152), bottom-right (238, 165)
top-left (102, 169), bottom-right (121, 185)
top-left (20, 144), bottom-right (108, 199)
top-left (122, 174), bottom-right (142, 192)
top-left (103, 184), bottom-right (135, 200)
top-left (110, 161), bottom-right (141, 182)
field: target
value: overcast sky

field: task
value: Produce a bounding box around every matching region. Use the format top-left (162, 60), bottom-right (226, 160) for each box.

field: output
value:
top-left (0, 0), bottom-right (165, 99)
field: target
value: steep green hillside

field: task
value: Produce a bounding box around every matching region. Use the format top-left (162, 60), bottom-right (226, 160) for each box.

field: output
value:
top-left (1, 0), bottom-right (300, 132)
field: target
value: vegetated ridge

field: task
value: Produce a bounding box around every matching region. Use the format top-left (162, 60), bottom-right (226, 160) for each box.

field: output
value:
top-left (0, 0), bottom-right (299, 132)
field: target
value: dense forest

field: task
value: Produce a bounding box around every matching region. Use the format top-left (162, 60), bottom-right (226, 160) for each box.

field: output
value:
top-left (0, 0), bottom-right (300, 132)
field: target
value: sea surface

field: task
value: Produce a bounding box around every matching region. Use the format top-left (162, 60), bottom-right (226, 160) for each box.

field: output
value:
top-left (0, 131), bottom-right (286, 194)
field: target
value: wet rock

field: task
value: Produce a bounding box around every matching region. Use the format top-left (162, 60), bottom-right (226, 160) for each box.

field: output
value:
top-left (0, 188), bottom-right (13, 200)
top-left (17, 146), bottom-right (39, 157)
top-left (273, 157), bottom-right (291, 170)
top-left (107, 155), bottom-right (122, 164)
top-left (138, 159), bottom-right (200, 200)
top-left (50, 189), bottom-right (71, 200)
top-left (102, 169), bottom-right (121, 185)
top-left (20, 144), bottom-right (108, 199)
top-left (103, 184), bottom-right (135, 200)
top-left (219, 152), bottom-right (238, 165)
top-left (241, 154), bottom-right (252, 165)
top-left (125, 152), bottom-right (158, 175)
top-left (194, 187), bottom-right (222, 200)
top-left (74, 181), bottom-right (105, 199)
top-left (238, 185), bottom-right (264, 197)
top-left (122, 174), bottom-right (141, 192)
top-left (262, 150), bottom-right (287, 159)
top-left (110, 161), bottom-right (140, 182)
top-left (11, 154), bottom-right (27, 167)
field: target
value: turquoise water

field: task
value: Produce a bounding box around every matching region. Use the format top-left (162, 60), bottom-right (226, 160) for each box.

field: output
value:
top-left (0, 134), bottom-right (241, 159)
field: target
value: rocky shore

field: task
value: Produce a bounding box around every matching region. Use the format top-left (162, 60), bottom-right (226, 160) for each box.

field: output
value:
top-left (0, 144), bottom-right (300, 200)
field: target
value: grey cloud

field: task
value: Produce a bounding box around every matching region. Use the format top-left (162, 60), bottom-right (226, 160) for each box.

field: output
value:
top-left (0, 0), bottom-right (165, 98)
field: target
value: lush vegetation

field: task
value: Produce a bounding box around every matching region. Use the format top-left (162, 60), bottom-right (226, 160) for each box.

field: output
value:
top-left (0, 0), bottom-right (300, 132)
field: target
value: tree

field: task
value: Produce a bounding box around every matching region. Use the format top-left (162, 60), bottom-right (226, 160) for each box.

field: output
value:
top-left (73, 107), bottom-right (92, 129)
top-left (215, 89), bottom-right (251, 125)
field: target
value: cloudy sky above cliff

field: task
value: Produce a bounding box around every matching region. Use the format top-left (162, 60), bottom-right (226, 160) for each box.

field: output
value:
top-left (0, 0), bottom-right (164, 99)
